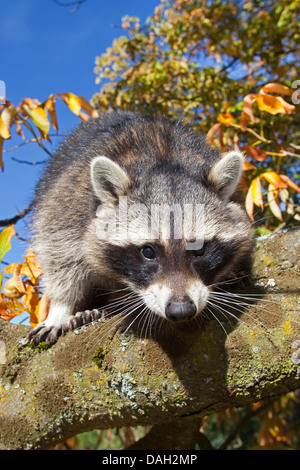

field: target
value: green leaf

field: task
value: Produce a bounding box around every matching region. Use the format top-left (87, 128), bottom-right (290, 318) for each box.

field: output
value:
top-left (0, 226), bottom-right (15, 263)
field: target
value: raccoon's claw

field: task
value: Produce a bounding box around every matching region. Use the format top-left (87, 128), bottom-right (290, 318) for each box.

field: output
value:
top-left (27, 309), bottom-right (103, 345)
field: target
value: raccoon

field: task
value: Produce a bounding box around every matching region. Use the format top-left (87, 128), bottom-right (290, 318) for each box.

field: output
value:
top-left (28, 112), bottom-right (254, 345)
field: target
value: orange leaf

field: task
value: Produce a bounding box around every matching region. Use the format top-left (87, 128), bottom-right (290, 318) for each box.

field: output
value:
top-left (260, 82), bottom-right (294, 96)
top-left (261, 172), bottom-right (288, 189)
top-left (13, 263), bottom-right (27, 294)
top-left (78, 96), bottom-right (99, 118)
top-left (218, 113), bottom-right (234, 126)
top-left (279, 174), bottom-right (300, 193)
top-left (206, 123), bottom-right (223, 146)
top-left (242, 145), bottom-right (268, 162)
top-left (45, 94), bottom-right (58, 131)
top-left (242, 94), bottom-right (257, 122)
top-left (251, 176), bottom-right (264, 210)
top-left (243, 159), bottom-right (256, 170)
top-left (36, 292), bottom-right (50, 324)
top-left (0, 294), bottom-right (26, 321)
top-left (239, 111), bottom-right (249, 132)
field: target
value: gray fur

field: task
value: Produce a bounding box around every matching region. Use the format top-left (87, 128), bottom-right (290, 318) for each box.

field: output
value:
top-left (28, 112), bottom-right (254, 344)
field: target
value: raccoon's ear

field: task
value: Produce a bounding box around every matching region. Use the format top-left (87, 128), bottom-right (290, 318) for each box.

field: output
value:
top-left (90, 156), bottom-right (130, 204)
top-left (208, 150), bottom-right (244, 199)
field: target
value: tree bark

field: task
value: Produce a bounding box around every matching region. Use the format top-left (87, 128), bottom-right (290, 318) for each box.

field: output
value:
top-left (0, 228), bottom-right (299, 450)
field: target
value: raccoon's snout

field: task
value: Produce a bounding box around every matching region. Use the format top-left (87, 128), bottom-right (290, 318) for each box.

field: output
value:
top-left (165, 298), bottom-right (197, 323)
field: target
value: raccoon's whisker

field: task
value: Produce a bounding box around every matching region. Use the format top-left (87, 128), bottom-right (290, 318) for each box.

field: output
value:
top-left (205, 304), bottom-right (230, 339)
top-left (214, 287), bottom-right (282, 302)
top-left (136, 306), bottom-right (150, 338)
top-left (79, 295), bottom-right (142, 347)
top-left (207, 298), bottom-right (253, 331)
top-left (211, 293), bottom-right (299, 327)
top-left (121, 303), bottom-right (148, 336)
top-left (211, 292), bottom-right (281, 308)
top-left (90, 299), bottom-right (145, 348)
top-left (208, 275), bottom-right (251, 288)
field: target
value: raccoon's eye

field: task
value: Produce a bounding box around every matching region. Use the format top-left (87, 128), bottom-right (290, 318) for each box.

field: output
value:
top-left (192, 244), bottom-right (206, 257)
top-left (141, 245), bottom-right (156, 260)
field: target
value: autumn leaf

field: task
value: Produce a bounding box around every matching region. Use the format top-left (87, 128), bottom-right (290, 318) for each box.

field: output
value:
top-left (206, 123), bottom-right (223, 147)
top-left (261, 172), bottom-right (288, 189)
top-left (59, 92), bottom-right (81, 115)
top-left (242, 145), bottom-right (268, 162)
top-left (3, 278), bottom-right (23, 299)
top-left (218, 113), bottom-right (234, 126)
top-left (243, 159), bottom-right (256, 170)
top-left (35, 292), bottom-right (50, 324)
top-left (260, 82), bottom-right (294, 96)
top-left (0, 226), bottom-right (15, 265)
top-left (245, 183), bottom-right (254, 221)
top-left (22, 104), bottom-right (50, 135)
top-left (251, 176), bottom-right (264, 210)
top-left (267, 184), bottom-right (283, 221)
top-left (0, 115), bottom-right (10, 139)
top-left (241, 94), bottom-right (257, 123)
top-left (78, 96), bottom-right (99, 118)
top-left (256, 94), bottom-right (295, 115)
top-left (279, 175), bottom-right (300, 193)
top-left (45, 94), bottom-right (58, 131)
top-left (0, 294), bottom-right (26, 321)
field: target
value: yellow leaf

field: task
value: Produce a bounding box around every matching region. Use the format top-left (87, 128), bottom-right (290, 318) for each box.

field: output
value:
top-left (0, 226), bottom-right (15, 263)
top-left (218, 113), bottom-right (234, 126)
top-left (261, 172), bottom-right (287, 189)
top-left (256, 94), bottom-right (295, 115)
top-left (22, 104), bottom-right (50, 135)
top-left (0, 116), bottom-right (10, 139)
top-left (251, 177), bottom-right (264, 209)
top-left (59, 93), bottom-right (81, 116)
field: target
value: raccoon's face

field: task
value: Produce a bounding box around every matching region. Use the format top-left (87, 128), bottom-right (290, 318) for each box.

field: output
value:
top-left (88, 150), bottom-right (253, 324)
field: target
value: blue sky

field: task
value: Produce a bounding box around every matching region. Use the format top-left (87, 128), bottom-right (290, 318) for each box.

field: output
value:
top-left (0, 0), bottom-right (159, 264)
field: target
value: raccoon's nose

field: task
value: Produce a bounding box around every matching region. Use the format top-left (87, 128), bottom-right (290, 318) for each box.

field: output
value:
top-left (165, 299), bottom-right (197, 323)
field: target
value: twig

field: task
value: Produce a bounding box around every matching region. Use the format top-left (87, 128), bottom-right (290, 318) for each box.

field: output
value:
top-left (0, 204), bottom-right (32, 227)
top-left (219, 399), bottom-right (274, 450)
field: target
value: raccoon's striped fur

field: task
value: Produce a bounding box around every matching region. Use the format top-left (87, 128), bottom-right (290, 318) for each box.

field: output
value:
top-left (28, 112), bottom-right (254, 344)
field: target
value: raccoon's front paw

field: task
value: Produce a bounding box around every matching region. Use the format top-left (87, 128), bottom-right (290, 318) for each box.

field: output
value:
top-left (27, 309), bottom-right (103, 345)
top-left (27, 322), bottom-right (70, 345)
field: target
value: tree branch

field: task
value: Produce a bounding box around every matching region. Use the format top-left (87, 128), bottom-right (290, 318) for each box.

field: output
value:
top-left (0, 204), bottom-right (32, 227)
top-left (0, 228), bottom-right (299, 450)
